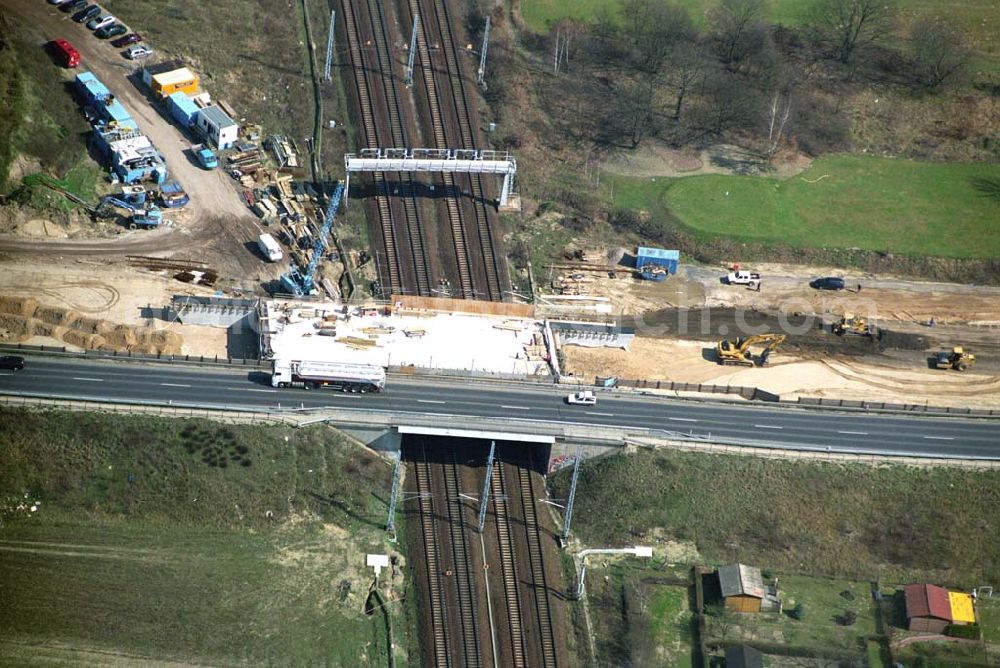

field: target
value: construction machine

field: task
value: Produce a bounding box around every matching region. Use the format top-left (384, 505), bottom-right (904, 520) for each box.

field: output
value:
top-left (716, 333), bottom-right (787, 367)
top-left (94, 195), bottom-right (163, 229)
top-left (933, 347), bottom-right (975, 372)
top-left (832, 313), bottom-right (872, 337)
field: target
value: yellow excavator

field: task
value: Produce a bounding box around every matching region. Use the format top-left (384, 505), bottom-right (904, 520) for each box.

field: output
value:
top-left (716, 333), bottom-right (787, 367)
top-left (933, 347), bottom-right (975, 372)
top-left (832, 313), bottom-right (872, 337)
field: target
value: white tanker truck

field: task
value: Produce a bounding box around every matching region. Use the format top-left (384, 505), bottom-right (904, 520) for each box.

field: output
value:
top-left (271, 358), bottom-right (386, 393)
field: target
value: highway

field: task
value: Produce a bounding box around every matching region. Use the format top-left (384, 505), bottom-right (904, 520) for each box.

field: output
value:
top-left (0, 357), bottom-right (997, 459)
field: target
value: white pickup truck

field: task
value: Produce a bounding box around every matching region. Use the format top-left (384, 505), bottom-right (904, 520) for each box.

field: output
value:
top-left (726, 270), bottom-right (762, 285)
top-left (566, 390), bottom-right (597, 406)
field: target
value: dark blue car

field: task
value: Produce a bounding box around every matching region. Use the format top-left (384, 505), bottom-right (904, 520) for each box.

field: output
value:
top-left (809, 277), bottom-right (846, 290)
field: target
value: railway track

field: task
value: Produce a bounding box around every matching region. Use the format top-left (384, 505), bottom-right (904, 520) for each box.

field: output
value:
top-left (413, 447), bottom-right (451, 667)
top-left (492, 461), bottom-right (528, 667)
top-left (421, 0), bottom-right (505, 301)
top-left (340, 0), bottom-right (432, 297)
top-left (443, 454), bottom-right (482, 667)
top-left (405, 0), bottom-right (475, 299)
top-left (517, 456), bottom-right (559, 667)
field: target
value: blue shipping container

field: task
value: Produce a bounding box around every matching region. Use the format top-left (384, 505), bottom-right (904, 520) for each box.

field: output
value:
top-left (636, 246), bottom-right (680, 274)
top-left (168, 91), bottom-right (199, 128)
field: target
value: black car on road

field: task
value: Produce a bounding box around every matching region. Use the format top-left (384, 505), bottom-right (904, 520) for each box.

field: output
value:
top-left (0, 355), bottom-right (25, 371)
top-left (809, 277), bottom-right (846, 291)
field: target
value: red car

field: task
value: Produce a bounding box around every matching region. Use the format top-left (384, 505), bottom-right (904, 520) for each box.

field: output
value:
top-left (50, 39), bottom-right (81, 68)
top-left (111, 33), bottom-right (142, 48)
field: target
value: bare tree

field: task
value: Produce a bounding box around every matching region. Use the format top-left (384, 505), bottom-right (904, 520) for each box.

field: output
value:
top-left (619, 0), bottom-right (696, 75)
top-left (708, 0), bottom-right (768, 67)
top-left (763, 92), bottom-right (792, 161)
top-left (667, 43), bottom-right (708, 120)
top-left (909, 18), bottom-right (970, 90)
top-left (807, 0), bottom-right (896, 64)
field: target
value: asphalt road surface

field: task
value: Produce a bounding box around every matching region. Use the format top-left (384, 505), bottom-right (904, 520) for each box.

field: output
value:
top-left (1, 357), bottom-right (997, 459)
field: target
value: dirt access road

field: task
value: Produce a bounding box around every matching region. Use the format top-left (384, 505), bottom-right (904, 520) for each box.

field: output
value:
top-left (1, 0), bottom-right (263, 267)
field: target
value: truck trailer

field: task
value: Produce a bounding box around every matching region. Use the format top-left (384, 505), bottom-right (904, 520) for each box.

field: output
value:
top-left (271, 359), bottom-right (385, 393)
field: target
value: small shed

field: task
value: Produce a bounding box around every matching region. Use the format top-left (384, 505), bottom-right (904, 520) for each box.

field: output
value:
top-left (718, 563), bottom-right (780, 613)
top-left (725, 645), bottom-right (763, 668)
top-left (167, 91), bottom-right (200, 129)
top-left (949, 591), bottom-right (976, 625)
top-left (635, 246), bottom-right (680, 275)
top-left (905, 584), bottom-right (953, 633)
top-left (145, 66), bottom-right (200, 100)
top-left (194, 105), bottom-right (239, 150)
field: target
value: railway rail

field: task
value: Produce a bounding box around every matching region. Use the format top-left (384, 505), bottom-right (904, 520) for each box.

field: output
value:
top-left (412, 446), bottom-right (451, 666)
top-left (443, 454), bottom-right (483, 667)
top-left (492, 461), bottom-right (528, 667)
top-left (517, 454), bottom-right (559, 667)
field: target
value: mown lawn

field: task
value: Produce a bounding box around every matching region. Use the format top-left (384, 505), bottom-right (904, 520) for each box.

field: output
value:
top-left (611, 155), bottom-right (1000, 260)
top-left (0, 408), bottom-right (407, 666)
top-left (549, 448), bottom-right (1000, 586)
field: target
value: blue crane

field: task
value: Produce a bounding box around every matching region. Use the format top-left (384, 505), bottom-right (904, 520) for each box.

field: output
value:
top-left (280, 181), bottom-right (345, 296)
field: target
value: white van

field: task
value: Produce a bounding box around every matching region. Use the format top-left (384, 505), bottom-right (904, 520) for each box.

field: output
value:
top-left (257, 233), bottom-right (283, 262)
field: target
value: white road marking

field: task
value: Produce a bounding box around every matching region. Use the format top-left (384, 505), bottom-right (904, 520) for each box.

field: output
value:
top-left (73, 377), bottom-right (103, 382)
top-left (590, 412), bottom-right (615, 417)
top-left (502, 405), bottom-right (531, 411)
top-left (246, 389), bottom-right (278, 393)
top-left (668, 417), bottom-right (698, 423)
top-left (922, 435), bottom-right (954, 441)
top-left (838, 431), bottom-right (869, 435)
top-left (161, 383), bottom-right (191, 388)
top-left (417, 399), bottom-right (446, 404)
top-left (754, 424), bottom-right (783, 430)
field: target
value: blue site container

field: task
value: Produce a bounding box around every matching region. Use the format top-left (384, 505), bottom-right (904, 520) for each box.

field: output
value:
top-left (636, 246), bottom-right (680, 275)
top-left (168, 91), bottom-right (199, 128)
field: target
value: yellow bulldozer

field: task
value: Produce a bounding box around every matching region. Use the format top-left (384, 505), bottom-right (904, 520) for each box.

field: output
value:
top-left (832, 313), bottom-right (872, 337)
top-left (716, 333), bottom-right (787, 367)
top-left (933, 347), bottom-right (975, 372)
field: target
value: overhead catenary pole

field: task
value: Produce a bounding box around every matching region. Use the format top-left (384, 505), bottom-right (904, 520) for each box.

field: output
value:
top-left (562, 444), bottom-right (582, 539)
top-left (477, 441), bottom-right (496, 532)
top-left (324, 10), bottom-right (336, 82)
top-left (386, 450), bottom-right (402, 539)
top-left (477, 15), bottom-right (491, 88)
top-left (405, 15), bottom-right (419, 87)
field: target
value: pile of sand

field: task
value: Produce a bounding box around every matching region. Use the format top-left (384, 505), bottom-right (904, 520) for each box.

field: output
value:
top-left (0, 299), bottom-right (182, 354)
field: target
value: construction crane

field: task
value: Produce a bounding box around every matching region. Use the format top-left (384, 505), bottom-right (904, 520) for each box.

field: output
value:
top-left (715, 333), bottom-right (787, 367)
top-left (933, 346), bottom-right (975, 372)
top-left (280, 181), bottom-right (345, 296)
top-left (832, 313), bottom-right (873, 337)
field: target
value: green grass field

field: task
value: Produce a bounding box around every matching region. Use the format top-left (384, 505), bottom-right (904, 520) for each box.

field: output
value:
top-left (549, 449), bottom-right (1000, 586)
top-left (0, 408), bottom-right (407, 666)
top-left (609, 155), bottom-right (1000, 259)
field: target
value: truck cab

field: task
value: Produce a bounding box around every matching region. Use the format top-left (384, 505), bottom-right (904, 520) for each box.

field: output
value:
top-left (191, 144), bottom-right (218, 169)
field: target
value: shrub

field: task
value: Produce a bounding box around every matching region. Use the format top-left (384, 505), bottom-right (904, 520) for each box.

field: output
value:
top-left (944, 623), bottom-right (980, 640)
top-left (787, 602), bottom-right (805, 620)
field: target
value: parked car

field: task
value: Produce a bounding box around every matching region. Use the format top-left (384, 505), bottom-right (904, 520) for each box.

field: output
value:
top-left (47, 0), bottom-right (74, 6)
top-left (809, 277), bottom-right (846, 291)
top-left (86, 14), bottom-right (114, 30)
top-left (0, 355), bottom-right (25, 371)
top-left (124, 44), bottom-right (153, 59)
top-left (59, 0), bottom-right (88, 13)
top-left (72, 4), bottom-right (102, 22)
top-left (49, 38), bottom-right (81, 68)
top-left (95, 23), bottom-right (127, 39)
top-left (111, 32), bottom-right (142, 48)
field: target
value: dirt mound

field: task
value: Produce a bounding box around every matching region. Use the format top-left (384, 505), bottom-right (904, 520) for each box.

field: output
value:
top-left (0, 296), bottom-right (39, 318)
top-left (0, 314), bottom-right (32, 341)
top-left (34, 306), bottom-right (81, 328)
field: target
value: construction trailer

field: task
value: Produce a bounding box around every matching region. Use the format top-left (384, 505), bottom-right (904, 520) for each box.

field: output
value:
top-left (636, 246), bottom-right (680, 279)
top-left (167, 91), bottom-right (200, 128)
top-left (194, 105), bottom-right (238, 150)
top-left (75, 71), bottom-right (136, 130)
top-left (142, 62), bottom-right (200, 100)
